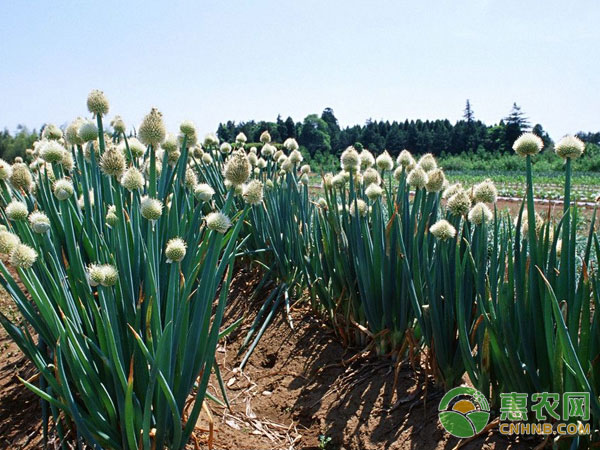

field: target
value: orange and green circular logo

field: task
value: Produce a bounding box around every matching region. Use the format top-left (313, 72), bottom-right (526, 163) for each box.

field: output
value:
top-left (438, 386), bottom-right (490, 438)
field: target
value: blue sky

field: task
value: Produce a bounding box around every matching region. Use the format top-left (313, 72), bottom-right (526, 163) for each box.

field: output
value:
top-left (0, 0), bottom-right (598, 140)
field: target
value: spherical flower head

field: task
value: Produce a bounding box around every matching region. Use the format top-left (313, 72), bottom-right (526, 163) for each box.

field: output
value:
top-left (42, 124), bottom-right (63, 140)
top-left (126, 137), bottom-right (146, 158)
top-left (261, 143), bottom-right (275, 157)
top-left (166, 150), bottom-right (180, 167)
top-left (397, 150), bottom-right (415, 168)
top-left (425, 169), bottom-right (446, 192)
top-left (105, 205), bottom-right (118, 227)
top-left (365, 183), bottom-right (383, 200)
top-left (332, 172), bottom-right (346, 188)
top-left (283, 138), bottom-right (299, 152)
top-left (194, 183), bottom-right (215, 202)
top-left (140, 196), bottom-right (163, 221)
top-left (65, 118), bottom-right (85, 145)
top-left (179, 120), bottom-right (196, 138)
top-left (417, 153), bottom-right (437, 172)
top-left (220, 142), bottom-right (232, 154)
top-left (259, 130), bottom-right (271, 143)
top-left (407, 167), bottom-right (428, 189)
top-left (257, 158), bottom-right (267, 169)
top-left (165, 237), bottom-right (187, 263)
top-left (376, 151), bottom-right (394, 171)
top-left (206, 211), bottom-right (232, 234)
top-left (300, 164), bottom-right (311, 175)
top-left (555, 135), bottom-right (585, 160)
top-left (39, 140), bottom-right (66, 164)
top-left (442, 182), bottom-right (463, 200)
top-left (392, 166), bottom-right (405, 181)
top-left (10, 244), bottom-right (37, 269)
top-left (29, 211), bottom-right (50, 234)
top-left (349, 199), bottom-right (368, 217)
top-left (61, 152), bottom-right (74, 172)
top-left (203, 133), bottom-right (219, 147)
top-left (341, 146), bottom-right (360, 172)
top-left (138, 108), bottom-right (166, 147)
top-left (184, 167), bottom-right (198, 189)
top-left (14, 157), bottom-right (23, 163)
top-left (243, 180), bottom-right (264, 205)
top-left (513, 132), bottom-right (543, 157)
top-left (162, 134), bottom-right (179, 154)
top-left (248, 152), bottom-right (258, 166)
top-left (6, 200), bottom-right (28, 221)
top-left (359, 150), bottom-right (375, 170)
top-left (473, 179), bottom-right (498, 204)
top-left (468, 202), bottom-right (493, 225)
top-left (121, 167), bottom-right (144, 191)
top-left (53, 178), bottom-right (74, 201)
top-left (447, 190), bottom-right (471, 216)
top-left (87, 89), bottom-right (110, 116)
top-left (362, 168), bottom-right (381, 186)
top-left (78, 120), bottom-right (99, 142)
top-left (235, 132), bottom-right (247, 144)
top-left (287, 150), bottom-right (302, 166)
top-left (265, 179), bottom-right (274, 190)
top-left (201, 153), bottom-right (213, 164)
top-left (87, 264), bottom-right (105, 287)
top-left (430, 219), bottom-right (456, 241)
top-left (514, 211), bottom-right (544, 237)
top-left (99, 147), bottom-right (126, 177)
top-left (10, 163), bottom-right (33, 192)
top-left (224, 150), bottom-right (251, 186)
top-left (0, 159), bottom-right (13, 180)
top-left (0, 231), bottom-right (20, 254)
top-left (111, 116), bottom-right (126, 134)
top-left (100, 264), bottom-right (118, 286)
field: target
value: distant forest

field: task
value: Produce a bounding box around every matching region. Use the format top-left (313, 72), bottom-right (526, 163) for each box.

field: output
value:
top-left (1, 101), bottom-right (599, 164)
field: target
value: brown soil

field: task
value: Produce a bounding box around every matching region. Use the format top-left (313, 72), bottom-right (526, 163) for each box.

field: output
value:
top-left (0, 268), bottom-right (537, 450)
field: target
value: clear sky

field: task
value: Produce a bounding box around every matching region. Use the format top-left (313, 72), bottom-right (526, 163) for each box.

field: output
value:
top-left (0, 0), bottom-right (598, 140)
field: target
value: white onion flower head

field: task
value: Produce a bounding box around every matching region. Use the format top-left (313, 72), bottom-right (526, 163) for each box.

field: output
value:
top-left (376, 151), bottom-right (394, 171)
top-left (442, 182), bottom-right (463, 199)
top-left (257, 157), bottom-right (267, 169)
top-left (6, 200), bottom-right (29, 220)
top-left (514, 211), bottom-right (544, 236)
top-left (66, 118), bottom-right (85, 145)
top-left (322, 173), bottom-right (333, 189)
top-left (138, 108), bottom-right (166, 147)
top-left (206, 211), bottom-right (231, 234)
top-left (203, 133), bottom-right (219, 147)
top-left (261, 143), bottom-right (275, 157)
top-left (317, 197), bottom-right (328, 209)
top-left (127, 137), bottom-right (146, 158)
top-left (260, 130), bottom-right (271, 143)
top-left (430, 219), bottom-right (456, 241)
top-left (281, 158), bottom-right (294, 172)
top-left (99, 146), bottom-right (126, 177)
top-left (224, 150), bottom-right (251, 185)
top-left (121, 167), bottom-right (144, 191)
top-left (111, 115), bottom-right (126, 134)
top-left (202, 153), bottom-right (213, 164)
top-left (417, 153), bottom-right (437, 172)
top-left (265, 179), bottom-right (274, 190)
top-left (53, 178), bottom-right (74, 201)
top-left (349, 199), bottom-right (368, 217)
top-left (407, 167), bottom-right (428, 189)
top-left (555, 135), bottom-right (585, 160)
top-left (87, 89), bottom-right (110, 116)
top-left (29, 211), bottom-right (50, 234)
top-left (363, 168), bottom-right (381, 186)
top-left (468, 202), bottom-right (493, 225)
top-left (341, 146), bottom-right (360, 172)
top-left (87, 264), bottom-right (105, 287)
top-left (165, 237), bottom-right (187, 263)
top-left (220, 142), bottom-right (232, 154)
top-left (10, 163), bottom-right (33, 192)
top-left (162, 134), bottom-right (178, 154)
top-left (283, 138), bottom-right (299, 151)
top-left (194, 183), bottom-right (215, 202)
top-left (425, 169), bottom-right (446, 192)
top-left (235, 132), bottom-right (247, 144)
top-left (0, 159), bottom-right (12, 180)
top-left (179, 120), bottom-right (196, 138)
top-left (365, 183), bottom-right (383, 200)
top-left (288, 150), bottom-right (303, 165)
top-left (10, 244), bottom-right (37, 269)
top-left (397, 150), bottom-right (415, 168)
top-left (447, 190), bottom-right (471, 216)
top-left (300, 164), bottom-right (311, 175)
top-left (393, 166), bottom-right (405, 181)
top-left (40, 140), bottom-right (67, 164)
top-left (513, 132), bottom-right (543, 157)
top-left (359, 150), bottom-right (375, 170)
top-left (100, 264), bottom-right (119, 287)
top-left (140, 196), bottom-right (163, 221)
top-left (106, 205), bottom-right (118, 227)
top-left (0, 231), bottom-right (20, 254)
top-left (243, 180), bottom-right (264, 205)
top-left (473, 179), bottom-right (498, 204)
top-left (248, 152), bottom-right (258, 166)
top-left (78, 120), bottom-right (99, 143)
top-left (42, 124), bottom-right (63, 140)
